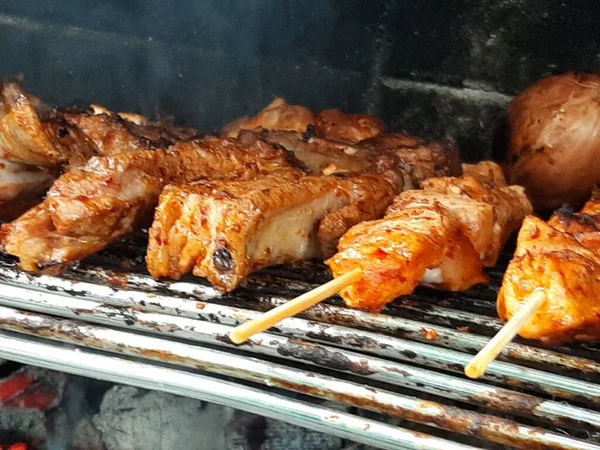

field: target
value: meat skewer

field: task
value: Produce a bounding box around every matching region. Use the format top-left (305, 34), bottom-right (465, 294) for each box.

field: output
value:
top-left (230, 161), bottom-right (532, 344)
top-left (465, 189), bottom-right (600, 377)
top-left (464, 290), bottom-right (546, 379)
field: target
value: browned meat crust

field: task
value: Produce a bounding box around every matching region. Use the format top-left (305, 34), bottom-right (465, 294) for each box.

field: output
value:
top-left (360, 134), bottom-right (462, 186)
top-left (327, 162), bottom-right (532, 311)
top-left (314, 109), bottom-right (386, 143)
top-left (239, 129), bottom-right (463, 192)
top-left (1, 137), bottom-right (301, 273)
top-left (498, 190), bottom-right (600, 343)
top-left (0, 81), bottom-right (97, 167)
top-left (146, 173), bottom-right (395, 292)
top-left (60, 107), bottom-right (196, 155)
top-left (223, 98), bottom-right (316, 138)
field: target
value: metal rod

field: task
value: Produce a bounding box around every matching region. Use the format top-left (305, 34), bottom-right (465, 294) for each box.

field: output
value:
top-left (0, 332), bottom-right (471, 450)
top-left (0, 284), bottom-right (597, 431)
top-left (0, 306), bottom-right (595, 450)
top-left (1, 272), bottom-right (597, 406)
top-left (3, 263), bottom-right (597, 378)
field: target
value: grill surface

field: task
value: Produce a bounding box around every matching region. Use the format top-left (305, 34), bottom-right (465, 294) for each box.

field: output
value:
top-left (0, 234), bottom-right (598, 449)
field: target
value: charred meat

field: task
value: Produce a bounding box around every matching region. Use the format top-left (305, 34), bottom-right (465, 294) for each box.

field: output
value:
top-left (223, 98), bottom-right (315, 138)
top-left (313, 109), bottom-right (386, 143)
top-left (147, 173), bottom-right (395, 292)
top-left (239, 129), bottom-right (462, 191)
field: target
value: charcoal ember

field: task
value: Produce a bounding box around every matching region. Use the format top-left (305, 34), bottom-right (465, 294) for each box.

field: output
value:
top-left (0, 409), bottom-right (46, 448)
top-left (72, 417), bottom-right (105, 450)
top-left (93, 386), bottom-right (234, 450)
top-left (0, 368), bottom-right (66, 412)
top-left (225, 410), bottom-right (343, 450)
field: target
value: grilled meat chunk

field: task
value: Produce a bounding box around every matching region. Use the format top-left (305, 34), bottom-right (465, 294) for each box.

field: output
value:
top-left (498, 191), bottom-right (600, 343)
top-left (1, 137), bottom-right (300, 273)
top-left (61, 107), bottom-right (195, 154)
top-left (327, 162), bottom-right (532, 311)
top-left (359, 134), bottom-right (462, 187)
top-left (240, 130), bottom-right (463, 192)
top-left (223, 98), bottom-right (385, 143)
top-left (461, 161), bottom-right (506, 185)
top-left (0, 82), bottom-right (97, 167)
top-left (223, 98), bottom-right (315, 138)
top-left (0, 158), bottom-right (53, 204)
top-left (420, 175), bottom-right (531, 266)
top-left (314, 109), bottom-right (386, 143)
top-left (0, 158), bottom-right (54, 220)
top-left (238, 129), bottom-right (406, 192)
top-left (147, 173), bottom-right (395, 292)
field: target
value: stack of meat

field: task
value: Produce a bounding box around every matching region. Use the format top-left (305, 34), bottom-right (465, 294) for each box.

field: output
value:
top-left (0, 85), bottom-right (463, 288)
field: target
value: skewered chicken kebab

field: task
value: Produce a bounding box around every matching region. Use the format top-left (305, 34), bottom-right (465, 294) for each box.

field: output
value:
top-left (327, 161), bottom-right (532, 311)
top-left (497, 190), bottom-right (600, 344)
top-left (230, 161), bottom-right (532, 344)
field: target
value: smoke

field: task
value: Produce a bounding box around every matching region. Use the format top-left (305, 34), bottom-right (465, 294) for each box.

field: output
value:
top-left (0, 1), bottom-right (339, 132)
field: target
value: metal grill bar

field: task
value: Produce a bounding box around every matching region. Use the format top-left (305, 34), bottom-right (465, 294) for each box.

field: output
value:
top-left (0, 333), bottom-right (465, 450)
top-left (0, 306), bottom-right (597, 450)
top-left (0, 254), bottom-right (598, 449)
top-left (0, 282), bottom-right (598, 431)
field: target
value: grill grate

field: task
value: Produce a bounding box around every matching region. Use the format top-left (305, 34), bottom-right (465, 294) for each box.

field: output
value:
top-left (0, 236), bottom-right (598, 450)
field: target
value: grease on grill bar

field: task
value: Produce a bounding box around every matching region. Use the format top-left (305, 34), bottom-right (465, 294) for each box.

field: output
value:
top-left (0, 249), bottom-right (598, 449)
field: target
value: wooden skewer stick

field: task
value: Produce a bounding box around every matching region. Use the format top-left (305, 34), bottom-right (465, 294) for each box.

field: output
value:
top-left (230, 267), bottom-right (363, 344)
top-left (464, 289), bottom-right (546, 379)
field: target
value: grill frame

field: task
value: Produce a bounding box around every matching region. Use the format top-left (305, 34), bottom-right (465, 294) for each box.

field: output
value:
top-left (0, 244), bottom-right (598, 450)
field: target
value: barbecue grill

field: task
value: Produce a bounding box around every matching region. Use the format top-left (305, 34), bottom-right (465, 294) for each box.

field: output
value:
top-left (0, 235), bottom-right (596, 450)
top-left (1, 1), bottom-right (600, 449)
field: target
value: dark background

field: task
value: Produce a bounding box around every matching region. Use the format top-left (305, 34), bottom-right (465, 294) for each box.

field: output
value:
top-left (0, 0), bottom-right (598, 160)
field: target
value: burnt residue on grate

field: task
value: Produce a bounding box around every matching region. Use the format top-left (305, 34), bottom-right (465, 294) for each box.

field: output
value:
top-left (0, 250), bottom-right (598, 449)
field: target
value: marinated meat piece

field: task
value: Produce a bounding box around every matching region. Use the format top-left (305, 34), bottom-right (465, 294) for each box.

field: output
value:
top-left (240, 129), bottom-right (464, 192)
top-left (147, 173), bottom-right (395, 292)
top-left (0, 82), bottom-right (97, 167)
top-left (422, 176), bottom-right (531, 266)
top-left (327, 162), bottom-right (532, 311)
top-left (223, 98), bottom-right (315, 138)
top-left (0, 204), bottom-right (121, 273)
top-left (461, 161), bottom-right (506, 185)
top-left (314, 109), bottom-right (385, 143)
top-left (360, 134), bottom-right (462, 186)
top-left (498, 191), bottom-right (600, 343)
top-left (328, 207), bottom-right (485, 311)
top-left (0, 158), bottom-right (54, 220)
top-left (238, 129), bottom-right (406, 192)
top-left (317, 175), bottom-right (397, 257)
top-left (61, 108), bottom-right (190, 155)
top-left (388, 191), bottom-right (495, 262)
top-left (0, 158), bottom-right (53, 204)
top-left (2, 137), bottom-right (300, 273)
